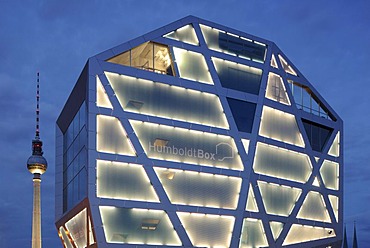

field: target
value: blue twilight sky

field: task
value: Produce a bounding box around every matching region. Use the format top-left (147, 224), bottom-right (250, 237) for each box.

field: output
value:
top-left (0, 1), bottom-right (369, 247)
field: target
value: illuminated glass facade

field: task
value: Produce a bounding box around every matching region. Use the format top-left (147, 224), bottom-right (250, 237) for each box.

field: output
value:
top-left (55, 16), bottom-right (343, 247)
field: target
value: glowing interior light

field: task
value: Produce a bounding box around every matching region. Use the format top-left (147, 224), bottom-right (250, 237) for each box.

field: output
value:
top-left (154, 167), bottom-right (241, 209)
top-left (258, 181), bottom-right (301, 217)
top-left (312, 177), bottom-right (320, 187)
top-left (99, 206), bottom-right (182, 246)
top-left (320, 160), bottom-right (339, 190)
top-left (253, 142), bottom-right (312, 183)
top-left (259, 106), bottom-right (304, 147)
top-left (245, 184), bottom-right (258, 212)
top-left (240, 218), bottom-right (268, 248)
top-left (130, 120), bottom-right (243, 170)
top-left (96, 75), bottom-right (113, 109)
top-left (265, 73), bottom-right (291, 105)
top-left (177, 212), bottom-right (234, 247)
top-left (328, 132), bottom-right (340, 157)
top-left (65, 208), bottom-right (88, 248)
top-left (278, 54), bottom-right (297, 76)
top-left (241, 139), bottom-right (250, 154)
top-left (283, 224), bottom-right (335, 245)
top-left (59, 226), bottom-right (73, 248)
top-left (163, 24), bottom-right (199, 45)
top-left (297, 191), bottom-right (331, 223)
top-left (270, 221), bottom-right (284, 240)
top-left (173, 47), bottom-right (213, 84)
top-left (328, 195), bottom-right (339, 222)
top-left (270, 54), bottom-right (278, 68)
top-left (97, 159), bottom-right (160, 202)
top-left (105, 72), bottom-right (229, 129)
top-left (96, 115), bottom-right (136, 156)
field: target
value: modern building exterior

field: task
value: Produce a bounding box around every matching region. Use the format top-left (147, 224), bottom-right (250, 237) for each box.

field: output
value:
top-left (55, 16), bottom-right (343, 247)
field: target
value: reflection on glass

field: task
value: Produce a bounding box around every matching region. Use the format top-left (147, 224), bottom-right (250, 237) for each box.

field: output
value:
top-left (200, 24), bottom-right (266, 63)
top-left (227, 97), bottom-right (256, 133)
top-left (289, 81), bottom-right (334, 120)
top-left (213, 57), bottom-right (262, 95)
top-left (265, 73), bottom-right (290, 105)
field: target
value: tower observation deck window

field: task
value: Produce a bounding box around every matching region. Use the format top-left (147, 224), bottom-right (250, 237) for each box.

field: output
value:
top-left (107, 42), bottom-right (175, 75)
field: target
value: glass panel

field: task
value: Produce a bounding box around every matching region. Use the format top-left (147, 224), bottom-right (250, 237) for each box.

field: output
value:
top-left (130, 120), bottom-right (243, 170)
top-left (89, 217), bottom-right (95, 245)
top-left (253, 143), bottom-right (312, 183)
top-left (96, 76), bottom-right (113, 108)
top-left (200, 24), bottom-right (266, 62)
top-left (312, 176), bottom-right (320, 187)
top-left (329, 195), bottom-right (339, 222)
top-left (107, 42), bottom-right (174, 75)
top-left (288, 81), bottom-right (334, 120)
top-left (302, 119), bottom-right (333, 152)
top-left (241, 139), bottom-right (250, 154)
top-left (163, 24), bottom-right (199, 45)
top-left (278, 54), bottom-right (297, 76)
top-left (283, 224), bottom-right (335, 246)
top-left (270, 221), bottom-right (284, 240)
top-left (328, 132), bottom-right (340, 157)
top-left (97, 160), bottom-right (159, 202)
top-left (258, 181), bottom-right (301, 217)
top-left (177, 212), bottom-right (234, 247)
top-left (227, 98), bottom-right (256, 133)
top-left (245, 184), bottom-right (258, 212)
top-left (105, 72), bottom-right (228, 128)
top-left (265, 73), bottom-right (290, 105)
top-left (213, 57), bottom-right (262, 95)
top-left (239, 218), bottom-right (268, 248)
top-left (96, 115), bottom-right (136, 156)
top-left (297, 191), bottom-right (331, 222)
top-left (270, 54), bottom-right (278, 68)
top-left (100, 207), bottom-right (181, 246)
top-left (59, 226), bottom-right (74, 248)
top-left (259, 106), bottom-right (304, 147)
top-left (65, 208), bottom-right (87, 248)
top-left (173, 47), bottom-right (213, 84)
top-left (155, 167), bottom-right (241, 209)
top-left (320, 160), bottom-right (339, 190)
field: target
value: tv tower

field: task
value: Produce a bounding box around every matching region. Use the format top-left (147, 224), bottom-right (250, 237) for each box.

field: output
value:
top-left (27, 72), bottom-right (47, 248)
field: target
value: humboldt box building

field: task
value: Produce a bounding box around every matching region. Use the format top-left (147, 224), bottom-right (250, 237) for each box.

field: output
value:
top-left (55, 16), bottom-right (343, 247)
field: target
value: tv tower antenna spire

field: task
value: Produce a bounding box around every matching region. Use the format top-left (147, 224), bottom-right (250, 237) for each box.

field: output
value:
top-left (27, 72), bottom-right (48, 248)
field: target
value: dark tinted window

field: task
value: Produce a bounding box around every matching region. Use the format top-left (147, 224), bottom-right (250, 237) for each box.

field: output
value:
top-left (302, 119), bottom-right (333, 152)
top-left (219, 33), bottom-right (266, 61)
top-left (227, 98), bottom-right (256, 133)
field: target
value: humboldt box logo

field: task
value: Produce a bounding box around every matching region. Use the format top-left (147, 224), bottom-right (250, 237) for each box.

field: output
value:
top-left (148, 141), bottom-right (234, 161)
